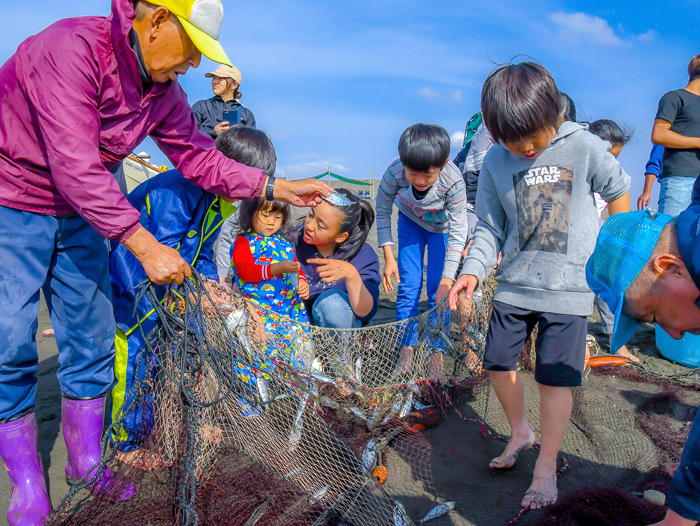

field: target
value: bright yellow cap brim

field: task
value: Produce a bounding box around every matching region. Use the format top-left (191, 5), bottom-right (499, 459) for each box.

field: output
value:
top-left (178, 16), bottom-right (232, 66)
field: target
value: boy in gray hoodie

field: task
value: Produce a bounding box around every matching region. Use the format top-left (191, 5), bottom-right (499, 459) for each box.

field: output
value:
top-left (448, 63), bottom-right (631, 510)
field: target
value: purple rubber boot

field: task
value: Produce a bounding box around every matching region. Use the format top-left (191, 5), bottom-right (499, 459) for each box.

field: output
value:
top-left (61, 396), bottom-right (135, 501)
top-left (0, 413), bottom-right (52, 526)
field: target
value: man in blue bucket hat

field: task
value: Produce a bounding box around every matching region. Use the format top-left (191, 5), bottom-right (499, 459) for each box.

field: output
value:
top-left (587, 205), bottom-right (700, 526)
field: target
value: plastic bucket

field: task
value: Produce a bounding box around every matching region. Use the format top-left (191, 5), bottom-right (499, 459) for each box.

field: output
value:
top-left (655, 326), bottom-right (700, 367)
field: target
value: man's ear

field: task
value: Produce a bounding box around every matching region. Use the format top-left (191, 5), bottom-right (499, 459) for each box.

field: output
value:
top-left (653, 253), bottom-right (686, 277)
top-left (150, 6), bottom-right (172, 35)
top-left (335, 231), bottom-right (350, 244)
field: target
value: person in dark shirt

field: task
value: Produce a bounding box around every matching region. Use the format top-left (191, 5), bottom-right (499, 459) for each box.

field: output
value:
top-left (587, 199), bottom-right (700, 525)
top-left (192, 64), bottom-right (257, 139)
top-left (651, 54), bottom-right (700, 217)
top-left (294, 189), bottom-right (380, 328)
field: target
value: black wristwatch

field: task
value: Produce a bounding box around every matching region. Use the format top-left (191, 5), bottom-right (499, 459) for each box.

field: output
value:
top-left (265, 176), bottom-right (276, 201)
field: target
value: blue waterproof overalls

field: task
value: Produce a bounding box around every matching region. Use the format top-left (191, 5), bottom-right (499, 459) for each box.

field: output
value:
top-left (109, 170), bottom-right (233, 451)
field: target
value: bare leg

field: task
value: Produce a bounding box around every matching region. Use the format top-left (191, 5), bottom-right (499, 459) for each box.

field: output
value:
top-left (426, 352), bottom-right (448, 383)
top-left (393, 346), bottom-right (414, 376)
top-left (522, 384), bottom-right (572, 509)
top-left (612, 338), bottom-right (640, 363)
top-left (488, 370), bottom-right (536, 469)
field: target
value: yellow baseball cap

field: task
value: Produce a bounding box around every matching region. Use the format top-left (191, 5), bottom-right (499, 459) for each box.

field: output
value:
top-left (148, 0), bottom-right (232, 66)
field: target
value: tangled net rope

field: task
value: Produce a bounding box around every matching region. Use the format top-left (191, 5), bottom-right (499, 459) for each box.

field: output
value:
top-left (45, 272), bottom-right (700, 526)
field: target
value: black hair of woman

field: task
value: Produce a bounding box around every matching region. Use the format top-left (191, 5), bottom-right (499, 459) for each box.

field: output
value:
top-left (237, 198), bottom-right (293, 238)
top-left (215, 127), bottom-right (277, 177)
top-left (588, 119), bottom-right (633, 147)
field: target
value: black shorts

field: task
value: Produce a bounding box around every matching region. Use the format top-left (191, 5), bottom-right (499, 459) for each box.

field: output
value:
top-left (483, 301), bottom-right (588, 387)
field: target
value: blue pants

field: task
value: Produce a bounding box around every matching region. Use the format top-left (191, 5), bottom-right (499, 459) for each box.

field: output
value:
top-left (659, 176), bottom-right (696, 217)
top-left (311, 290), bottom-right (361, 329)
top-left (110, 326), bottom-right (156, 451)
top-left (0, 206), bottom-right (115, 422)
top-left (396, 213), bottom-right (450, 349)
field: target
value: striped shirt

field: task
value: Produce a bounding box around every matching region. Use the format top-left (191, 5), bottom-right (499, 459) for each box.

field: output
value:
top-left (376, 158), bottom-right (469, 280)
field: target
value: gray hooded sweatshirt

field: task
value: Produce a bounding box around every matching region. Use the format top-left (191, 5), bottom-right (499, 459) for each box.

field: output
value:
top-left (460, 121), bottom-right (631, 316)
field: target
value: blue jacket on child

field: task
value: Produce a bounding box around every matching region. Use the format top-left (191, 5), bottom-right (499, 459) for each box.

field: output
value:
top-left (109, 170), bottom-right (225, 450)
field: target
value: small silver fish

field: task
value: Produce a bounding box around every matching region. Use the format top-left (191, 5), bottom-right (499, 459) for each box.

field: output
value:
top-left (226, 310), bottom-right (255, 358)
top-left (472, 289), bottom-right (483, 305)
top-left (361, 438), bottom-right (377, 474)
top-left (418, 502), bottom-right (456, 524)
top-left (413, 400), bottom-right (431, 411)
top-left (407, 380), bottom-right (421, 395)
top-left (393, 500), bottom-right (410, 526)
top-left (283, 467), bottom-right (302, 480)
top-left (381, 394), bottom-right (404, 425)
top-left (289, 395), bottom-right (308, 451)
top-left (354, 356), bottom-right (363, 384)
top-left (311, 371), bottom-right (337, 386)
top-left (463, 339), bottom-right (480, 353)
top-left (349, 406), bottom-right (367, 421)
top-left (466, 327), bottom-right (485, 347)
top-left (308, 485), bottom-right (329, 504)
top-left (431, 329), bottom-right (455, 351)
top-left (366, 406), bottom-right (381, 432)
top-left (321, 395), bottom-right (339, 410)
top-left (399, 392), bottom-right (413, 418)
top-left (312, 357), bottom-right (323, 372)
top-left (256, 374), bottom-right (270, 405)
top-left (244, 499), bottom-right (273, 526)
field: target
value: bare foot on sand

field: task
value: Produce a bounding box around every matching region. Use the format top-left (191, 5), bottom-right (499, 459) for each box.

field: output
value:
top-left (614, 344), bottom-right (640, 363)
top-left (393, 347), bottom-right (414, 377)
top-left (116, 448), bottom-right (162, 471)
top-left (426, 352), bottom-right (448, 383)
top-left (521, 472), bottom-right (558, 509)
top-left (489, 428), bottom-right (536, 469)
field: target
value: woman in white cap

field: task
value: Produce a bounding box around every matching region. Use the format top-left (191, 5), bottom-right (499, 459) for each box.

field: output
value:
top-left (193, 64), bottom-right (257, 138)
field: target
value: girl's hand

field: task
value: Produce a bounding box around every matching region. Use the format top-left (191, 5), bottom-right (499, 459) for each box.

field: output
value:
top-left (270, 260), bottom-right (300, 275)
top-left (382, 257), bottom-right (400, 293)
top-left (298, 279), bottom-right (310, 300)
top-left (307, 258), bottom-right (358, 283)
top-left (448, 274), bottom-right (478, 311)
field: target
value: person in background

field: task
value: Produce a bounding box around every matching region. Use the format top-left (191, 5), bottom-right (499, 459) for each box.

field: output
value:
top-left (461, 124), bottom-right (495, 243)
top-left (638, 144), bottom-right (665, 210)
top-left (378, 124), bottom-right (469, 382)
top-left (192, 64), bottom-right (257, 139)
top-left (587, 205), bottom-right (700, 526)
top-left (0, 0), bottom-right (330, 522)
top-left (448, 62), bottom-right (631, 509)
top-left (651, 54), bottom-right (700, 217)
top-left (586, 119), bottom-right (639, 362)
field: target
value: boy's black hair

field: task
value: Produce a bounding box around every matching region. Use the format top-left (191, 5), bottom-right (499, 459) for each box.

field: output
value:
top-left (215, 127), bottom-right (277, 177)
top-left (588, 119), bottom-right (633, 147)
top-left (688, 54), bottom-right (700, 81)
top-left (481, 62), bottom-right (563, 145)
top-left (398, 124), bottom-right (451, 172)
top-left (237, 198), bottom-right (292, 238)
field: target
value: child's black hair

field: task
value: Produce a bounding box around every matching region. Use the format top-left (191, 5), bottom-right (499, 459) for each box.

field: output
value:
top-left (237, 198), bottom-right (292, 238)
top-left (398, 124), bottom-right (451, 172)
top-left (588, 119), bottom-right (633, 147)
top-left (330, 189), bottom-right (375, 260)
top-left (560, 92), bottom-right (577, 122)
top-left (215, 126), bottom-right (277, 177)
top-left (481, 62), bottom-right (563, 145)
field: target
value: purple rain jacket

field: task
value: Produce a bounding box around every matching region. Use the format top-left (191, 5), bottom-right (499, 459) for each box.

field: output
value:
top-left (0, 0), bottom-right (266, 243)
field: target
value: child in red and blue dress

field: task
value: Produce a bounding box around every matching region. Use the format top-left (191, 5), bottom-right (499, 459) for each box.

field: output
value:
top-left (231, 198), bottom-right (310, 386)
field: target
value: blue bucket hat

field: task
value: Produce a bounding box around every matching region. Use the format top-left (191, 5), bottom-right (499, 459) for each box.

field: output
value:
top-left (586, 210), bottom-right (673, 351)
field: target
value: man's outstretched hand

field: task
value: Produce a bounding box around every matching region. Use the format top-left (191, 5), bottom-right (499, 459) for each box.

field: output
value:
top-left (273, 178), bottom-right (332, 207)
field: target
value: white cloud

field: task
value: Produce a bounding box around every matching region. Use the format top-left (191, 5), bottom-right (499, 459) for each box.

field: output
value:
top-left (451, 131), bottom-right (465, 149)
top-left (638, 29), bottom-right (659, 42)
top-left (418, 87), bottom-right (441, 101)
top-left (549, 12), bottom-right (623, 46)
top-left (451, 89), bottom-right (463, 103)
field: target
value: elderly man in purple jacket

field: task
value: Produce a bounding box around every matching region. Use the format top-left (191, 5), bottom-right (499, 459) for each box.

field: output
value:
top-left (0, 0), bottom-right (329, 523)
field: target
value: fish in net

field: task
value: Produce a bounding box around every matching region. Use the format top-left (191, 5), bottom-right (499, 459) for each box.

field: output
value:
top-left (44, 272), bottom-right (700, 526)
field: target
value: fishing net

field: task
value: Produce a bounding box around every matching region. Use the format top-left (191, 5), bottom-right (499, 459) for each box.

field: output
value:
top-left (44, 273), bottom-right (700, 526)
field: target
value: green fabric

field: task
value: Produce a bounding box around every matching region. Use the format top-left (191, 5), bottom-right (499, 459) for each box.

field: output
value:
top-left (464, 112), bottom-right (483, 146)
top-left (312, 172), bottom-right (371, 186)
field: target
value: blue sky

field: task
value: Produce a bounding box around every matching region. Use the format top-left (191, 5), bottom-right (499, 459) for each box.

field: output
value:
top-left (1, 0), bottom-right (698, 205)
